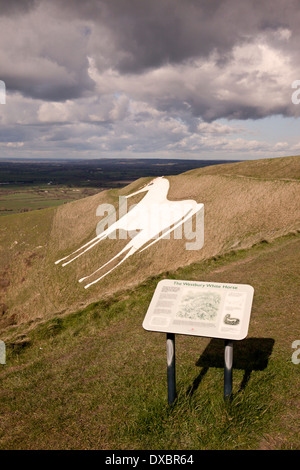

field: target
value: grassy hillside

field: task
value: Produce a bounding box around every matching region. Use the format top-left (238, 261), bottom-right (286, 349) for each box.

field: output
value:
top-left (0, 185), bottom-right (99, 216)
top-left (183, 155), bottom-right (300, 179)
top-left (0, 155), bottom-right (299, 331)
top-left (0, 232), bottom-right (299, 449)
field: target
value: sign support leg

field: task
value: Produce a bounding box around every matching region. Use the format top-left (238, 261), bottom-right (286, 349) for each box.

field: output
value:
top-left (166, 333), bottom-right (176, 405)
top-left (224, 340), bottom-right (233, 401)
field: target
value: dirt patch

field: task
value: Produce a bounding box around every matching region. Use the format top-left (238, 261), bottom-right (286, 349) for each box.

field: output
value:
top-left (0, 277), bottom-right (10, 289)
top-left (0, 303), bottom-right (8, 316)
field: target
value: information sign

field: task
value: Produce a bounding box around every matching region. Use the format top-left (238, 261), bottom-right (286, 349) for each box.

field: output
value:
top-left (143, 279), bottom-right (254, 341)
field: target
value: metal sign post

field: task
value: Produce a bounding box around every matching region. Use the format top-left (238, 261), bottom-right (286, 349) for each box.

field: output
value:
top-left (167, 335), bottom-right (234, 403)
top-left (166, 333), bottom-right (176, 404)
top-left (224, 340), bottom-right (233, 400)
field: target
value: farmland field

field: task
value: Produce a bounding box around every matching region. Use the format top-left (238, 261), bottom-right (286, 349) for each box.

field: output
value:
top-left (0, 158), bottom-right (234, 215)
top-left (0, 186), bottom-right (99, 216)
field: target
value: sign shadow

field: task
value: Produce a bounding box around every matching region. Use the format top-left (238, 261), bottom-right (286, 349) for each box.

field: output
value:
top-left (187, 337), bottom-right (275, 397)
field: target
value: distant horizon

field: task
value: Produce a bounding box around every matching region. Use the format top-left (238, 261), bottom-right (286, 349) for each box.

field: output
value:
top-left (2, 154), bottom-right (299, 163)
top-left (0, 156), bottom-right (243, 163)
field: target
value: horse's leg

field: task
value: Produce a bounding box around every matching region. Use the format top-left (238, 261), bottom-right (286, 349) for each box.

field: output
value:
top-left (83, 245), bottom-right (137, 289)
top-left (56, 219), bottom-right (124, 266)
top-left (78, 242), bottom-right (131, 282)
top-left (139, 207), bottom-right (198, 253)
top-left (61, 233), bottom-right (108, 266)
top-left (82, 207), bottom-right (195, 288)
top-left (55, 232), bottom-right (107, 265)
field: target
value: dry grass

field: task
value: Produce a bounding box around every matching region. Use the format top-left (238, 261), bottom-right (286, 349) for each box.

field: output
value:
top-left (0, 233), bottom-right (299, 450)
top-left (0, 156), bottom-right (299, 330)
top-left (183, 155), bottom-right (300, 180)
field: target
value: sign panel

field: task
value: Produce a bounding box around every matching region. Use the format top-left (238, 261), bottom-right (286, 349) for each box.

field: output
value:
top-left (143, 279), bottom-right (254, 340)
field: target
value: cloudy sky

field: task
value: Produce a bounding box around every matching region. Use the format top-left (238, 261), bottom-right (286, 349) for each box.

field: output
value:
top-left (0, 0), bottom-right (300, 161)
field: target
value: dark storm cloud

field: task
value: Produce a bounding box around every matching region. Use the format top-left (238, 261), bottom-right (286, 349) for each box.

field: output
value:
top-left (54, 0), bottom-right (300, 73)
top-left (2, 70), bottom-right (92, 102)
top-left (1, 0), bottom-right (299, 97)
top-left (0, 2), bottom-right (95, 101)
top-left (0, 0), bottom-right (39, 16)
top-left (0, 0), bottom-right (299, 152)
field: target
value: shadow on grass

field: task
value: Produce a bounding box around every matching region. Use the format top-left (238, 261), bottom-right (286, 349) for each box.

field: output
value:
top-left (187, 337), bottom-right (275, 397)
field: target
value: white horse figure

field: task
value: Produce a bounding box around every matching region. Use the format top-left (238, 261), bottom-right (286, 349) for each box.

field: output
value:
top-left (55, 177), bottom-right (203, 288)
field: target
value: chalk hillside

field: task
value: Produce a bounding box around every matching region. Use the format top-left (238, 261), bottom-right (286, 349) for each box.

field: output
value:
top-left (0, 155), bottom-right (299, 330)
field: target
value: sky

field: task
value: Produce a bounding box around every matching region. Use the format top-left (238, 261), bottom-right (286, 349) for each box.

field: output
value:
top-left (0, 0), bottom-right (300, 161)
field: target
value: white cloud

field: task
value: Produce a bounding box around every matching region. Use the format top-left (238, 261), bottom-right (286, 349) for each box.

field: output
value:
top-left (1, 1), bottom-right (300, 160)
top-left (276, 28), bottom-right (292, 41)
top-left (87, 32), bottom-right (300, 122)
top-left (197, 121), bottom-right (243, 135)
top-left (38, 101), bottom-right (76, 123)
top-left (0, 141), bottom-right (24, 148)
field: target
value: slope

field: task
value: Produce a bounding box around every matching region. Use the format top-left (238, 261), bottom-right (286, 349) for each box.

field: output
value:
top-left (0, 232), bottom-right (299, 450)
top-left (0, 155), bottom-right (299, 330)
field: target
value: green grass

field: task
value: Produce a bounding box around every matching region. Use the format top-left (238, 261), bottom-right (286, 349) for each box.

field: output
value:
top-left (0, 233), bottom-right (299, 450)
top-left (0, 185), bottom-right (99, 216)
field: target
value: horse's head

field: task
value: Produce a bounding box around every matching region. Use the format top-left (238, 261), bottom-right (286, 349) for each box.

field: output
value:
top-left (125, 177), bottom-right (165, 199)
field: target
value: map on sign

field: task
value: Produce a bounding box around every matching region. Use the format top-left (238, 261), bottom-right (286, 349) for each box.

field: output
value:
top-left (143, 279), bottom-right (254, 340)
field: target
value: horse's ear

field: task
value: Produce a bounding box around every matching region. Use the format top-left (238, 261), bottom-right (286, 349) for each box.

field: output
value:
top-left (126, 185), bottom-right (149, 198)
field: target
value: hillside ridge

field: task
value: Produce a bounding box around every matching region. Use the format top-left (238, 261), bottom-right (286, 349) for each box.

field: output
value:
top-left (0, 155), bottom-right (299, 330)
